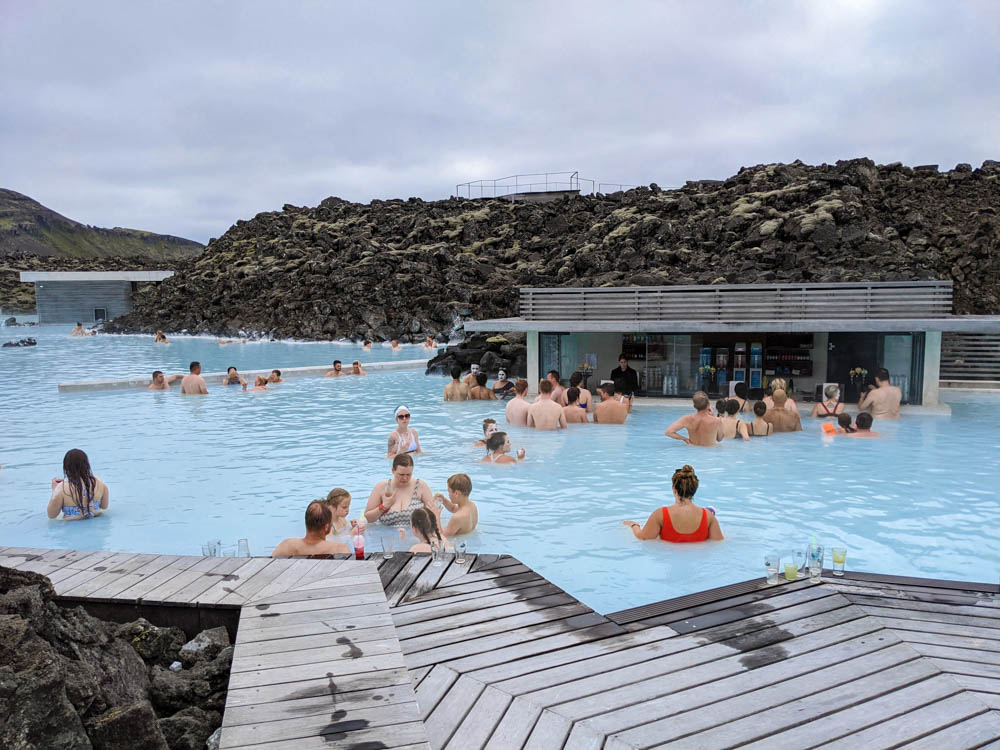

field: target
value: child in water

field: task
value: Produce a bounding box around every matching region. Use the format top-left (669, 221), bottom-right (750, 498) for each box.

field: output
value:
top-left (408, 507), bottom-right (444, 553)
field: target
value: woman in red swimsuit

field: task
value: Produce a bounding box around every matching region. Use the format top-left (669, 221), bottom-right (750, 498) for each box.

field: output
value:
top-left (622, 465), bottom-right (724, 543)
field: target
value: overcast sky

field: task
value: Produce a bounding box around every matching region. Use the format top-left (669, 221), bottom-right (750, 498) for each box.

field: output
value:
top-left (2, 1), bottom-right (997, 243)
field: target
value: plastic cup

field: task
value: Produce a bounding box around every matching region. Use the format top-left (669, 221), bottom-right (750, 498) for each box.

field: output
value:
top-left (832, 547), bottom-right (847, 576)
top-left (381, 535), bottom-right (394, 560)
top-left (456, 541), bottom-right (468, 565)
top-left (765, 552), bottom-right (780, 585)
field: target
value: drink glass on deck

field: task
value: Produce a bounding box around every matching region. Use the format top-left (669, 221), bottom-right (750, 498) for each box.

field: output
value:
top-left (381, 534), bottom-right (394, 560)
top-left (431, 543), bottom-right (444, 567)
top-left (832, 547), bottom-right (847, 576)
top-left (794, 550), bottom-right (807, 579)
top-left (808, 544), bottom-right (824, 583)
top-left (765, 552), bottom-right (780, 585)
top-left (238, 539), bottom-right (250, 558)
top-left (783, 560), bottom-right (798, 582)
top-left (456, 541), bottom-right (468, 565)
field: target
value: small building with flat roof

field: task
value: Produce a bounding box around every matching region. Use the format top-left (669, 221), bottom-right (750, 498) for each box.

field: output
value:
top-left (19, 270), bottom-right (174, 324)
top-left (463, 281), bottom-right (1000, 406)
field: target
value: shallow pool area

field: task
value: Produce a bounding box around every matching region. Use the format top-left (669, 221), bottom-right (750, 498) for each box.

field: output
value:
top-left (2, 325), bottom-right (999, 614)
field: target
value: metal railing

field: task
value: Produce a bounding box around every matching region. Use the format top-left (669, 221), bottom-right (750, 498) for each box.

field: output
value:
top-left (519, 281), bottom-right (954, 322)
top-left (456, 171), bottom-right (595, 199)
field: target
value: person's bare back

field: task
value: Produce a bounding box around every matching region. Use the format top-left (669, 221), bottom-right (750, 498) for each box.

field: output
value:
top-left (272, 537), bottom-right (349, 556)
top-left (593, 399), bottom-right (628, 424)
top-left (665, 393), bottom-right (720, 446)
top-left (528, 399), bottom-right (566, 430)
top-left (444, 381), bottom-right (471, 401)
top-left (563, 405), bottom-right (589, 424)
top-left (181, 373), bottom-right (208, 395)
top-left (506, 396), bottom-right (530, 425)
top-left (860, 383), bottom-right (901, 419)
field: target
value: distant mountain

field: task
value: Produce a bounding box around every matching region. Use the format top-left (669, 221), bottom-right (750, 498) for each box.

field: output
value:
top-left (0, 189), bottom-right (203, 260)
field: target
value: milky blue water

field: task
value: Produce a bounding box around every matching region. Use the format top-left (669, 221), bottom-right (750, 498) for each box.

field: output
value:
top-left (2, 324), bottom-right (999, 614)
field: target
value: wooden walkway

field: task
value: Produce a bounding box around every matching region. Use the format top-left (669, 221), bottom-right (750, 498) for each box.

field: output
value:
top-left (0, 546), bottom-right (429, 750)
top-left (373, 553), bottom-right (1000, 750)
top-left (3, 545), bottom-right (999, 748)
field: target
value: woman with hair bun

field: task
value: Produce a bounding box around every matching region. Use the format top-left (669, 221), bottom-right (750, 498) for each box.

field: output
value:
top-left (622, 465), bottom-right (723, 542)
top-left (365, 453), bottom-right (438, 528)
top-left (47, 449), bottom-right (109, 520)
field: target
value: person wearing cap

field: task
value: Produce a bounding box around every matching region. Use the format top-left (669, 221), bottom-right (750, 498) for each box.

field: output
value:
top-left (491, 369), bottom-right (514, 399)
top-left (387, 405), bottom-right (423, 459)
top-left (762, 390), bottom-right (803, 432)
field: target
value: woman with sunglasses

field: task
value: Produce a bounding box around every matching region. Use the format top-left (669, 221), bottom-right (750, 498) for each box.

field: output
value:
top-left (386, 405), bottom-right (423, 459)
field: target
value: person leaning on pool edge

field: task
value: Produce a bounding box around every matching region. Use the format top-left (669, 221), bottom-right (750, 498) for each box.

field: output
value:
top-left (622, 465), bottom-right (723, 542)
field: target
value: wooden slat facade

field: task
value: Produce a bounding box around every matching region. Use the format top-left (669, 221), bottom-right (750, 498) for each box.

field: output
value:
top-left (519, 281), bottom-right (954, 322)
top-left (941, 333), bottom-right (1000, 381)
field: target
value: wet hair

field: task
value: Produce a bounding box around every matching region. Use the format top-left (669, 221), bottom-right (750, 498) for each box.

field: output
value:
top-left (770, 377), bottom-right (788, 393)
top-left (877, 368), bottom-right (890, 382)
top-left (692, 392), bottom-right (709, 411)
top-left (481, 418), bottom-right (497, 435)
top-left (62, 449), bottom-right (97, 517)
top-left (324, 487), bottom-right (351, 508)
top-left (363, 340), bottom-right (372, 346)
top-left (227, 366), bottom-right (237, 375)
top-left (475, 372), bottom-right (487, 387)
top-left (734, 382), bottom-right (748, 399)
top-left (599, 382), bottom-right (615, 397)
top-left (753, 401), bottom-right (768, 417)
top-left (514, 379), bottom-right (529, 395)
top-left (447, 473), bottom-right (472, 495)
top-left (837, 413), bottom-right (855, 432)
top-left (189, 361), bottom-right (200, 372)
top-left (824, 384), bottom-right (840, 399)
top-left (352, 360), bottom-right (360, 366)
top-left (272, 369), bottom-right (281, 377)
top-left (547, 369), bottom-right (560, 381)
top-left (569, 372), bottom-right (583, 387)
top-left (725, 399), bottom-right (740, 416)
top-left (305, 500), bottom-right (332, 533)
top-left (411, 507), bottom-right (443, 548)
top-left (255, 375), bottom-right (267, 386)
top-left (538, 379), bottom-right (553, 394)
top-left (715, 399), bottom-right (727, 415)
top-left (486, 431), bottom-right (508, 452)
top-left (451, 365), bottom-right (462, 380)
top-left (566, 386), bottom-right (580, 404)
top-left (672, 465), bottom-right (699, 499)
top-left (392, 453), bottom-right (414, 471)
top-left (152, 370), bottom-right (163, 379)
top-left (334, 360), bottom-right (342, 367)
top-left (856, 412), bottom-right (874, 430)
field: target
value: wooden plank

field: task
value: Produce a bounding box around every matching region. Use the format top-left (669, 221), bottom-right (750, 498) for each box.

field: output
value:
top-left (227, 652), bottom-right (408, 691)
top-left (871, 614), bottom-right (1000, 643)
top-left (524, 710), bottom-right (572, 750)
top-left (249, 570), bottom-right (383, 605)
top-left (242, 557), bottom-right (329, 602)
top-left (196, 556), bottom-right (276, 604)
top-left (220, 699), bottom-right (421, 747)
top-left (223, 682), bottom-right (415, 726)
top-left (399, 553), bottom-right (452, 604)
top-left (910, 644), bottom-right (1000, 671)
top-left (383, 554), bottom-right (433, 606)
top-left (974, 693), bottom-right (1000, 709)
top-left (414, 664), bottom-right (459, 720)
top-left (6, 547), bottom-right (80, 576)
top-left (736, 674), bottom-right (964, 749)
top-left (112, 553), bottom-right (207, 599)
top-left (52, 551), bottom-right (142, 593)
top-left (440, 563), bottom-right (533, 587)
top-left (220, 720), bottom-right (429, 750)
top-left (952, 675), bottom-right (1000, 695)
top-left (402, 570), bottom-right (544, 606)
top-left (232, 612), bottom-right (397, 643)
top-left (224, 666), bottom-right (413, 708)
top-left (392, 580), bottom-right (563, 622)
top-left (425, 674), bottom-right (485, 750)
top-left (410, 665), bottom-right (432, 689)
top-left (826, 693), bottom-right (996, 749)
top-left (83, 554), bottom-right (192, 599)
top-left (48, 550), bottom-right (119, 587)
top-left (395, 592), bottom-right (580, 641)
top-left (894, 708), bottom-right (1000, 750)
top-left (237, 587), bottom-right (387, 619)
top-left (236, 603), bottom-right (393, 633)
top-left (484, 700), bottom-right (543, 750)
top-left (524, 615), bottom-right (886, 725)
top-left (231, 636), bottom-right (403, 674)
top-left (234, 625), bottom-right (401, 658)
top-left (857, 602), bottom-right (1000, 630)
top-left (604, 649), bottom-right (937, 749)
top-left (58, 552), bottom-right (164, 598)
top-left (136, 554), bottom-right (235, 602)
top-left (444, 685), bottom-right (512, 750)
top-left (377, 551), bottom-right (414, 590)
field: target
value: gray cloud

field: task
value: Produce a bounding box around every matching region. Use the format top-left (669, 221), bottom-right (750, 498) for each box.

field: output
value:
top-left (1, 0), bottom-right (997, 242)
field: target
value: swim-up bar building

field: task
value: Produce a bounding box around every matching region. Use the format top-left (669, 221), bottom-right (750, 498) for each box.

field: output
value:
top-left (464, 281), bottom-right (1000, 405)
top-left (19, 270), bottom-right (175, 324)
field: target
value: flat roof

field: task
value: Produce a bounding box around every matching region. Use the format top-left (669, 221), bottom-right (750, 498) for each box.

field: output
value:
top-left (463, 316), bottom-right (1000, 333)
top-left (19, 270), bottom-right (174, 282)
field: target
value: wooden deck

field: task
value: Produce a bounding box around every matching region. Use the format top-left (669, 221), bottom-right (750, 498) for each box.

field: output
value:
top-left (0, 547), bottom-right (429, 750)
top-left (2, 545), bottom-right (998, 749)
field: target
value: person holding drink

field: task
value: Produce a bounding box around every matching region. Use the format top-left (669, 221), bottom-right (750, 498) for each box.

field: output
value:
top-left (365, 454), bottom-right (439, 528)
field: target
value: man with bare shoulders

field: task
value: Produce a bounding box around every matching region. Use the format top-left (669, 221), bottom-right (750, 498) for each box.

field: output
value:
top-left (762, 390), bottom-right (803, 432)
top-left (859, 368), bottom-right (901, 419)
top-left (324, 360), bottom-right (346, 378)
top-left (148, 370), bottom-right (182, 391)
top-left (546, 370), bottom-right (565, 405)
top-left (272, 501), bottom-right (350, 557)
top-left (469, 372), bottom-right (497, 400)
top-left (527, 380), bottom-right (567, 430)
top-left (664, 391), bottom-right (720, 446)
top-left (181, 361), bottom-right (208, 395)
top-left (847, 411), bottom-right (880, 437)
top-left (463, 363), bottom-right (481, 389)
top-left (350, 360), bottom-right (366, 376)
top-left (562, 387), bottom-right (590, 424)
top-left (593, 383), bottom-right (628, 424)
top-left (444, 366), bottom-right (471, 401)
top-left (505, 379), bottom-right (531, 425)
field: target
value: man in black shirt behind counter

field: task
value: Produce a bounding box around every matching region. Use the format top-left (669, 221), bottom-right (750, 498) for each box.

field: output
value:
top-left (610, 353), bottom-right (640, 408)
